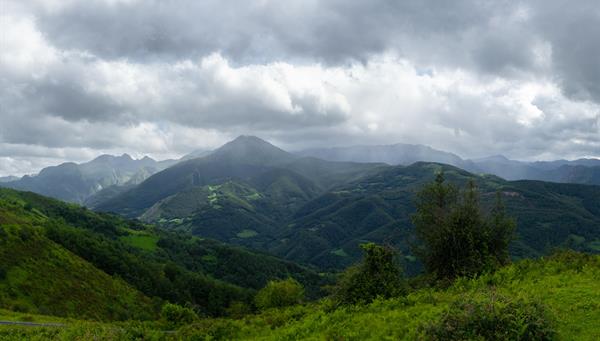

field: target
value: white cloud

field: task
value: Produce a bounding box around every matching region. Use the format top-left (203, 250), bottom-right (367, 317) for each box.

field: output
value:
top-left (1, 0), bottom-right (599, 176)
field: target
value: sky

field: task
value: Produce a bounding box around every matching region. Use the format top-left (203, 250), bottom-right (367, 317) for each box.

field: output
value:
top-left (1, 0), bottom-right (599, 176)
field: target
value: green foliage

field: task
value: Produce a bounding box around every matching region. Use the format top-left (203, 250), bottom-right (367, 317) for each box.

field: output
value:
top-left (0, 188), bottom-right (327, 319)
top-left (0, 253), bottom-right (598, 340)
top-left (0, 216), bottom-right (155, 321)
top-left (422, 294), bottom-right (556, 340)
top-left (412, 173), bottom-right (516, 279)
top-left (254, 278), bottom-right (304, 310)
top-left (334, 243), bottom-right (406, 305)
top-left (43, 218), bottom-right (253, 317)
top-left (275, 162), bottom-right (600, 271)
top-left (161, 303), bottom-right (198, 328)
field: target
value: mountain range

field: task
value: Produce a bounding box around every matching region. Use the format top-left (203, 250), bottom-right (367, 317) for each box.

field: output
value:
top-left (298, 144), bottom-right (600, 186)
top-left (1, 134), bottom-right (600, 334)
top-left (80, 136), bottom-right (600, 272)
top-left (3, 138), bottom-right (599, 207)
top-left (2, 136), bottom-right (599, 272)
top-left (0, 154), bottom-right (177, 204)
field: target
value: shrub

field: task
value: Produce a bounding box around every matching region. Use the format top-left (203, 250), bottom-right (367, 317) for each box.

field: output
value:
top-left (421, 294), bottom-right (556, 340)
top-left (412, 173), bottom-right (515, 280)
top-left (161, 303), bottom-right (198, 328)
top-left (254, 278), bottom-right (304, 310)
top-left (333, 243), bottom-right (406, 305)
top-left (176, 319), bottom-right (240, 340)
top-left (225, 301), bottom-right (252, 319)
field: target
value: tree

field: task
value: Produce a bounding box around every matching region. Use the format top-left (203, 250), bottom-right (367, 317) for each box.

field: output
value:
top-left (161, 303), bottom-right (198, 328)
top-left (254, 278), bottom-right (304, 310)
top-left (333, 243), bottom-right (406, 305)
top-left (412, 173), bottom-right (515, 280)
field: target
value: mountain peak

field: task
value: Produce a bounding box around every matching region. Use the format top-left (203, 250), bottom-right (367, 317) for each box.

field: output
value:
top-left (219, 135), bottom-right (277, 150)
top-left (230, 135), bottom-right (270, 144)
top-left (474, 154), bottom-right (511, 163)
top-left (211, 136), bottom-right (295, 165)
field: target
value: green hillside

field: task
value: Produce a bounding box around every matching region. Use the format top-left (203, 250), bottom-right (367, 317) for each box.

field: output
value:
top-left (88, 138), bottom-right (600, 275)
top-left (94, 137), bottom-right (382, 218)
top-left (0, 193), bottom-right (154, 321)
top-left (101, 146), bottom-right (600, 273)
top-left (1, 252), bottom-right (598, 340)
top-left (0, 188), bottom-right (328, 318)
top-left (274, 162), bottom-right (600, 270)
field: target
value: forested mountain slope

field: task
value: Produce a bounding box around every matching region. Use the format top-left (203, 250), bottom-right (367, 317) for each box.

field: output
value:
top-left (0, 191), bottom-right (154, 320)
top-left (0, 188), bottom-right (327, 319)
top-left (275, 162), bottom-right (600, 270)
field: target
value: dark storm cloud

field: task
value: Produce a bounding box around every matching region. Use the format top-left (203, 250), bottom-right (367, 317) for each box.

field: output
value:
top-left (531, 0), bottom-right (600, 102)
top-left (31, 0), bottom-right (600, 102)
top-left (34, 0), bottom-right (494, 63)
top-left (1, 0), bottom-right (600, 176)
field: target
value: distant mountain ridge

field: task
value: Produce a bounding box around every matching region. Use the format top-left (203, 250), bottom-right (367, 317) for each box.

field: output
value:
top-left (298, 144), bottom-right (600, 186)
top-left (1, 154), bottom-right (177, 203)
top-left (297, 143), bottom-right (472, 169)
top-left (90, 136), bottom-right (600, 273)
top-left (0, 176), bottom-right (19, 183)
top-left (94, 135), bottom-right (383, 219)
top-left (3, 138), bottom-right (598, 206)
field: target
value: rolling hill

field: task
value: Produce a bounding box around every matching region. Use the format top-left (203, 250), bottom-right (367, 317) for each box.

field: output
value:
top-left (0, 191), bottom-right (155, 321)
top-left (89, 137), bottom-right (600, 274)
top-left (94, 136), bottom-right (383, 221)
top-left (0, 188), bottom-right (329, 319)
top-left (1, 252), bottom-right (598, 340)
top-left (273, 162), bottom-right (600, 270)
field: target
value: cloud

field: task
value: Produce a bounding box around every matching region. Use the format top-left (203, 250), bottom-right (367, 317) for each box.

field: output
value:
top-left (0, 0), bottom-right (599, 176)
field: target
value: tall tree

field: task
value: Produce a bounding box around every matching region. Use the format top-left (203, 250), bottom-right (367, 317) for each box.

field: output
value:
top-left (333, 243), bottom-right (406, 305)
top-left (412, 173), bottom-right (515, 280)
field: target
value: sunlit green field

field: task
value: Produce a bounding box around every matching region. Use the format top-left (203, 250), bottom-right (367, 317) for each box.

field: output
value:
top-left (1, 252), bottom-right (598, 340)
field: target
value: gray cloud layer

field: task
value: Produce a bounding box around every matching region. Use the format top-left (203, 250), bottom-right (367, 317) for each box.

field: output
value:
top-left (0, 0), bottom-right (599, 175)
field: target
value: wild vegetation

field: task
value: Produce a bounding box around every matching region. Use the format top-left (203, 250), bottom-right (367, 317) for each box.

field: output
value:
top-left (0, 251), bottom-right (597, 340)
top-left (85, 138), bottom-right (600, 273)
top-left (412, 173), bottom-right (515, 279)
top-left (1, 154), bottom-right (599, 339)
top-left (0, 188), bottom-right (326, 319)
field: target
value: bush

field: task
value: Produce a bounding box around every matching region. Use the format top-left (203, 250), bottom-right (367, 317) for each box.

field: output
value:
top-left (422, 294), bottom-right (556, 340)
top-left (225, 301), bottom-right (252, 319)
top-left (412, 174), bottom-right (515, 280)
top-left (334, 243), bottom-right (406, 305)
top-left (176, 319), bottom-right (240, 340)
top-left (254, 278), bottom-right (304, 310)
top-left (161, 303), bottom-right (198, 328)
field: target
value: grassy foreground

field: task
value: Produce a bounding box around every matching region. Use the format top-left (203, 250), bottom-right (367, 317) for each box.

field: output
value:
top-left (0, 251), bottom-right (598, 340)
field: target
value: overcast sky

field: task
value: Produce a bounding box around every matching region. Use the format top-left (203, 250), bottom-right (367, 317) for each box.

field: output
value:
top-left (1, 0), bottom-right (599, 176)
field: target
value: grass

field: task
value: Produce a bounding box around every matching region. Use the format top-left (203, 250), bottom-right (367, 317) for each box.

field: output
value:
top-left (236, 229), bottom-right (258, 238)
top-left (0, 252), bottom-right (598, 340)
top-left (0, 309), bottom-right (73, 324)
top-left (174, 252), bottom-right (600, 340)
top-left (588, 239), bottom-right (600, 251)
top-left (119, 234), bottom-right (159, 251)
top-left (0, 224), bottom-right (155, 321)
top-left (331, 248), bottom-right (349, 257)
